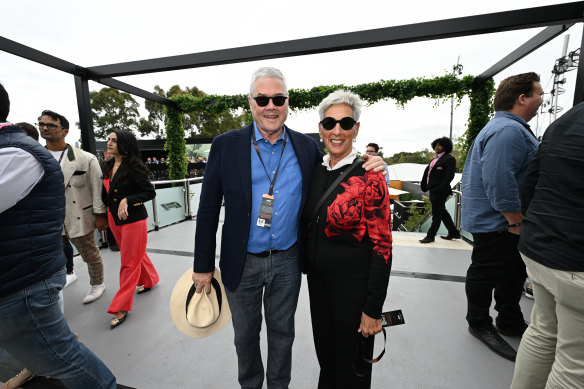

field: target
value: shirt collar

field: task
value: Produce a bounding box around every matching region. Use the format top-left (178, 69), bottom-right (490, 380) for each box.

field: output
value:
top-left (322, 147), bottom-right (358, 171)
top-left (434, 151), bottom-right (445, 160)
top-left (495, 111), bottom-right (530, 128)
top-left (252, 122), bottom-right (286, 143)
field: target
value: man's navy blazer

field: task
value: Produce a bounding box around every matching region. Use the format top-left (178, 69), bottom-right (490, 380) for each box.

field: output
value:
top-left (194, 123), bottom-right (322, 292)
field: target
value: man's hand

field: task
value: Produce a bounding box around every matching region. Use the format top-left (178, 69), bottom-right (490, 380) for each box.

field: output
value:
top-left (501, 211), bottom-right (523, 236)
top-left (358, 312), bottom-right (382, 338)
top-left (94, 214), bottom-right (108, 232)
top-left (192, 271), bottom-right (214, 294)
top-left (362, 154), bottom-right (387, 175)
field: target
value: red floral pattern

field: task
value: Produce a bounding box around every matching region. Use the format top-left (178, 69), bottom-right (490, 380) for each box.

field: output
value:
top-left (324, 170), bottom-right (392, 261)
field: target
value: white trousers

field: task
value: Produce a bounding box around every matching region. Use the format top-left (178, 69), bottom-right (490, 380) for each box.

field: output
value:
top-left (511, 253), bottom-right (584, 389)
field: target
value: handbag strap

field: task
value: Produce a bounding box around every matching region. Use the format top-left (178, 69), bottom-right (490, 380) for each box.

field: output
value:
top-left (308, 158), bottom-right (362, 226)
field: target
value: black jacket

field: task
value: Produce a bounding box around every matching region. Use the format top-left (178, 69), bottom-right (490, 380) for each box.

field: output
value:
top-left (102, 160), bottom-right (156, 226)
top-left (420, 153), bottom-right (455, 195)
top-left (519, 102), bottom-right (584, 271)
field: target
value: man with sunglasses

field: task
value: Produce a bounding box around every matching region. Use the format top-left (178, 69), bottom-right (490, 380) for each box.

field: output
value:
top-left (39, 110), bottom-right (108, 305)
top-left (193, 67), bottom-right (386, 389)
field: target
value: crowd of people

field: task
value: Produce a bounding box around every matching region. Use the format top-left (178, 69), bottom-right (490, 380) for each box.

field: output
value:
top-left (0, 65), bottom-right (582, 389)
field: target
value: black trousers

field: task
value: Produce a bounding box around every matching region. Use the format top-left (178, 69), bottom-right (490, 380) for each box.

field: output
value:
top-left (307, 267), bottom-right (374, 389)
top-left (63, 237), bottom-right (74, 274)
top-left (466, 230), bottom-right (527, 329)
top-left (427, 191), bottom-right (456, 237)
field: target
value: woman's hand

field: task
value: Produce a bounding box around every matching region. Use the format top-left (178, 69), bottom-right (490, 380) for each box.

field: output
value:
top-left (117, 198), bottom-right (129, 220)
top-left (358, 312), bottom-right (382, 338)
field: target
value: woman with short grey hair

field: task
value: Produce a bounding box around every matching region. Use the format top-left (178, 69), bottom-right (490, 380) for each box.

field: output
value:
top-left (302, 89), bottom-right (392, 388)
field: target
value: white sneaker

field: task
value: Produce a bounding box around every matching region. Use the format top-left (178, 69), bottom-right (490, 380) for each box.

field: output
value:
top-left (64, 272), bottom-right (77, 288)
top-left (83, 284), bottom-right (106, 304)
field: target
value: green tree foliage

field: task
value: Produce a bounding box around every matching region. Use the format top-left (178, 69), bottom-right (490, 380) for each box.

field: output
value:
top-left (145, 85), bottom-right (247, 138)
top-left (386, 150), bottom-right (434, 165)
top-left (90, 88), bottom-right (140, 139)
top-left (164, 106), bottom-right (187, 180)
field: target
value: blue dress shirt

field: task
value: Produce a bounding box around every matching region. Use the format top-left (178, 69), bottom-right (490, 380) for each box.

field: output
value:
top-left (461, 111), bottom-right (539, 233)
top-left (247, 123), bottom-right (302, 253)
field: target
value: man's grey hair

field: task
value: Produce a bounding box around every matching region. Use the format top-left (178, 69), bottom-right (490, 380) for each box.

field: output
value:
top-left (318, 89), bottom-right (363, 121)
top-left (249, 67), bottom-right (288, 97)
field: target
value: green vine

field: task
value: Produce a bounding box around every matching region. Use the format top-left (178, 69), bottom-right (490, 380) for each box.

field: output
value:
top-left (165, 74), bottom-right (495, 178)
top-left (164, 106), bottom-right (187, 180)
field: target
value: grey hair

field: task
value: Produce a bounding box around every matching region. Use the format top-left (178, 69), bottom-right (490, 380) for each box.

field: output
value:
top-left (249, 67), bottom-right (288, 97)
top-left (318, 89), bottom-right (363, 121)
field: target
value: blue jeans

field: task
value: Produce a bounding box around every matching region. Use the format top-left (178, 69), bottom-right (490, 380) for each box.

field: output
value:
top-left (225, 245), bottom-right (301, 389)
top-left (0, 268), bottom-right (116, 389)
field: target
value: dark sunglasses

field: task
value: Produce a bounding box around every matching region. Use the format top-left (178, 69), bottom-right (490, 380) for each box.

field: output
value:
top-left (320, 117), bottom-right (357, 131)
top-left (36, 122), bottom-right (61, 130)
top-left (252, 95), bottom-right (288, 107)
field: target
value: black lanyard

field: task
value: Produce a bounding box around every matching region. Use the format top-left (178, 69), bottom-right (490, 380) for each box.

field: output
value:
top-left (252, 128), bottom-right (287, 196)
top-left (57, 148), bottom-right (66, 164)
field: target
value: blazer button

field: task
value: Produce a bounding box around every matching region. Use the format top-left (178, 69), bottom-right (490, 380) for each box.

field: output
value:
top-left (114, 189), bottom-right (118, 192)
top-left (114, 199), bottom-right (118, 202)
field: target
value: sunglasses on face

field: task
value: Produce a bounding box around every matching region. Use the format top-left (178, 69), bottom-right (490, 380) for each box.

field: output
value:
top-left (36, 122), bottom-right (61, 130)
top-left (320, 117), bottom-right (357, 131)
top-left (252, 95), bottom-right (288, 107)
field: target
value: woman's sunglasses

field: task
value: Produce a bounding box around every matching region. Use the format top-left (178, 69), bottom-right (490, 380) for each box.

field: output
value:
top-left (320, 117), bottom-right (357, 131)
top-left (252, 96), bottom-right (288, 107)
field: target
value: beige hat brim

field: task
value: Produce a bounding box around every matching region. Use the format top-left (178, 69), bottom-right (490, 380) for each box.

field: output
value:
top-left (170, 267), bottom-right (232, 338)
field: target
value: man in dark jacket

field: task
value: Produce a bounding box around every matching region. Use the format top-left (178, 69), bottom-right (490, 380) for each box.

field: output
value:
top-left (510, 102), bottom-right (584, 388)
top-left (419, 137), bottom-right (460, 243)
top-left (0, 83), bottom-right (116, 388)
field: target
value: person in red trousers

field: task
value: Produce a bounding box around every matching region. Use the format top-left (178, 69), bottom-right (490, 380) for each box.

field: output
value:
top-left (101, 129), bottom-right (159, 329)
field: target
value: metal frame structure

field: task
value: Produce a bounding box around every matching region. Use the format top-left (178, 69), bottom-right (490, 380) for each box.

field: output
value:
top-left (1, 2), bottom-right (583, 154)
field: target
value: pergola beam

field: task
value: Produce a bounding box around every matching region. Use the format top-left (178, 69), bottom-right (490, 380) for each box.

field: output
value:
top-left (475, 24), bottom-right (574, 85)
top-left (0, 36), bottom-right (175, 108)
top-left (87, 2), bottom-right (584, 78)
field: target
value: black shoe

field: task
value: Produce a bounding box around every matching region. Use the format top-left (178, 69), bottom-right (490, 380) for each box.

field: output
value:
top-left (419, 236), bottom-right (435, 244)
top-left (440, 231), bottom-right (461, 240)
top-left (109, 244), bottom-right (120, 252)
top-left (496, 321), bottom-right (529, 337)
top-left (468, 325), bottom-right (517, 361)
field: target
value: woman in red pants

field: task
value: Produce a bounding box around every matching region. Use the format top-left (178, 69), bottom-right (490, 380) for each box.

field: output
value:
top-left (102, 129), bottom-right (159, 329)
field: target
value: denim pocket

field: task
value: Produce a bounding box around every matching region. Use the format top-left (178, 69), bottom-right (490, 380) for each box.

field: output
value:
top-left (45, 268), bottom-right (67, 302)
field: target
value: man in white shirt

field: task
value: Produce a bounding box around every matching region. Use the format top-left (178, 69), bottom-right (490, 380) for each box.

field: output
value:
top-left (39, 109), bottom-right (107, 304)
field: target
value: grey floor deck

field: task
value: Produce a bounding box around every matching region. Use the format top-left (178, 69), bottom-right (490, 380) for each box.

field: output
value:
top-left (1, 217), bottom-right (533, 388)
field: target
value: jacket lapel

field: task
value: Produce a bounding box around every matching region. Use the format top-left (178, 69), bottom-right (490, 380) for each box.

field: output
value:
top-left (236, 124), bottom-right (253, 211)
top-left (61, 145), bottom-right (76, 187)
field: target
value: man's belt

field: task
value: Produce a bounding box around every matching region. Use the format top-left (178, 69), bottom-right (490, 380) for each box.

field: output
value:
top-left (248, 248), bottom-right (285, 258)
top-left (248, 243), bottom-right (296, 258)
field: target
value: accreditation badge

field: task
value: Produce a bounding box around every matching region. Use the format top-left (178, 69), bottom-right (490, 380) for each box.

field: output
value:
top-left (257, 194), bottom-right (274, 228)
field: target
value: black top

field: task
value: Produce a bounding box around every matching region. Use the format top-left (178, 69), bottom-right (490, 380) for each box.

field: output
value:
top-left (302, 160), bottom-right (392, 318)
top-left (101, 160), bottom-right (156, 226)
top-left (420, 153), bottom-right (456, 195)
top-left (519, 102), bottom-right (584, 271)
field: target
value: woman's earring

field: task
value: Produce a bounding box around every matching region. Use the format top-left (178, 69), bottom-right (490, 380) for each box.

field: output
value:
top-left (353, 138), bottom-right (357, 143)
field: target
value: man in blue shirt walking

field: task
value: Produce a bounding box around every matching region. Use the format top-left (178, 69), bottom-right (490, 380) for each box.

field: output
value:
top-left (461, 72), bottom-right (542, 362)
top-left (192, 67), bottom-right (385, 388)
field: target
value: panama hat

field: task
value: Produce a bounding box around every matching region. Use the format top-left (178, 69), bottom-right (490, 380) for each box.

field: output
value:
top-left (170, 267), bottom-right (231, 338)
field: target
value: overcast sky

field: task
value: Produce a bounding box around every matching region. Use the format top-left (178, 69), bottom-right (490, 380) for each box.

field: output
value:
top-left (1, 0), bottom-right (581, 156)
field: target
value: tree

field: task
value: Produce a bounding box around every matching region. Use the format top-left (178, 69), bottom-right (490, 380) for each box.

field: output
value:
top-left (145, 85), bottom-right (247, 138)
top-left (90, 88), bottom-right (140, 139)
top-left (386, 150), bottom-right (434, 165)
